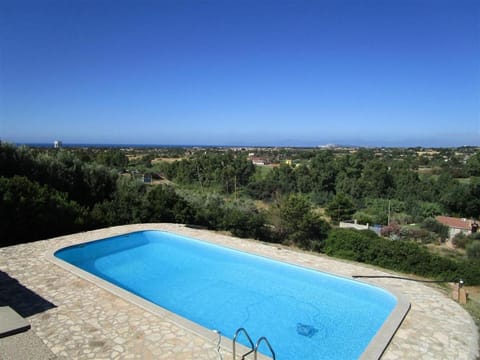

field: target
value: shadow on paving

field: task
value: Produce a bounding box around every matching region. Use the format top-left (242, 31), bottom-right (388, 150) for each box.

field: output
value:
top-left (0, 271), bottom-right (56, 317)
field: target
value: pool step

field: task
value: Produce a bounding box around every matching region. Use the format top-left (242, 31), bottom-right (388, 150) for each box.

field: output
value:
top-left (232, 327), bottom-right (276, 360)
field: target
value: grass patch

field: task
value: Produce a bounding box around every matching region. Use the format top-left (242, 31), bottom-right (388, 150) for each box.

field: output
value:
top-left (426, 244), bottom-right (466, 261)
top-left (458, 177), bottom-right (472, 185)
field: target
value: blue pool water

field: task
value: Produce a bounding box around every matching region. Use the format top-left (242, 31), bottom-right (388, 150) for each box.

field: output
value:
top-left (55, 230), bottom-right (397, 359)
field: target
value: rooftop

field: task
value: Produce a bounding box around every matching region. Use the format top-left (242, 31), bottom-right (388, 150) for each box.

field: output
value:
top-left (0, 224), bottom-right (478, 359)
top-left (436, 216), bottom-right (475, 230)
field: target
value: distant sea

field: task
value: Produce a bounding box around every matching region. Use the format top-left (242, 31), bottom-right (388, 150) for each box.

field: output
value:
top-left (10, 141), bottom-right (477, 149)
top-left (14, 142), bottom-right (306, 149)
top-left (15, 143), bottom-right (240, 149)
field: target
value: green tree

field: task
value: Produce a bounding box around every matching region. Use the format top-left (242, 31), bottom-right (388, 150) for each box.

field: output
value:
top-left (416, 201), bottom-right (442, 219)
top-left (222, 201), bottom-right (267, 239)
top-left (465, 178), bottom-right (480, 218)
top-left (81, 164), bottom-right (118, 208)
top-left (0, 145), bottom-right (118, 209)
top-left (466, 241), bottom-right (480, 260)
top-left (0, 176), bottom-right (86, 246)
top-left (142, 185), bottom-right (194, 224)
top-left (308, 151), bottom-right (338, 194)
top-left (466, 152), bottom-right (480, 176)
top-left (390, 162), bottom-right (422, 201)
top-left (96, 149), bottom-right (129, 168)
top-left (440, 182), bottom-right (470, 217)
top-left (278, 194), bottom-right (330, 249)
top-left (193, 192), bottom-right (227, 229)
top-left (420, 218), bottom-right (449, 241)
top-left (91, 177), bottom-right (146, 226)
top-left (325, 193), bottom-right (356, 222)
top-left (140, 154), bottom-right (155, 168)
top-left (272, 164), bottom-right (297, 194)
top-left (0, 144), bottom-right (36, 178)
top-left (358, 160), bottom-right (393, 198)
top-left (335, 171), bottom-right (361, 199)
top-left (161, 151), bottom-right (255, 194)
top-left (294, 164), bottom-right (312, 193)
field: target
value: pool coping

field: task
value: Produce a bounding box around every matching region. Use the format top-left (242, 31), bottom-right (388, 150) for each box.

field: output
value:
top-left (46, 227), bottom-right (411, 360)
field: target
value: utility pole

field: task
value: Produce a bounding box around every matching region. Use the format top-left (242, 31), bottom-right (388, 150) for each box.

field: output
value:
top-left (387, 200), bottom-right (391, 225)
top-left (234, 175), bottom-right (237, 200)
top-left (196, 164), bottom-right (203, 189)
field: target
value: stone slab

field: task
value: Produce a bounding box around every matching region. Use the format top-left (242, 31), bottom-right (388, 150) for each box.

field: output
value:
top-left (0, 306), bottom-right (30, 338)
top-left (0, 329), bottom-right (56, 360)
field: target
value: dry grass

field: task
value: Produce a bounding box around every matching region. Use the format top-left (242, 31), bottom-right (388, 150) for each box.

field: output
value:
top-left (464, 285), bottom-right (480, 352)
top-left (465, 286), bottom-right (480, 327)
top-left (152, 157), bottom-right (183, 164)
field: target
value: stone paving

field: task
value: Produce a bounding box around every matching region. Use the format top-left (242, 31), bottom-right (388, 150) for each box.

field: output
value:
top-left (0, 223), bottom-right (478, 359)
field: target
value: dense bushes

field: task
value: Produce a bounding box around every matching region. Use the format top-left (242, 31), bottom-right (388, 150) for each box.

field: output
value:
top-left (324, 228), bottom-right (480, 285)
top-left (276, 193), bottom-right (330, 249)
top-left (221, 202), bottom-right (267, 240)
top-left (421, 217), bottom-right (449, 240)
top-left (325, 193), bottom-right (356, 223)
top-left (380, 219), bottom-right (447, 244)
top-left (0, 142), bottom-right (269, 245)
top-left (452, 232), bottom-right (480, 249)
top-left (90, 177), bottom-right (147, 227)
top-left (143, 185), bottom-right (194, 224)
top-left (466, 241), bottom-right (480, 260)
top-left (0, 145), bottom-right (118, 209)
top-left (180, 191), bottom-right (267, 240)
top-left (1, 144), bottom-right (479, 286)
top-left (0, 176), bottom-right (87, 245)
top-left (164, 151), bottom-right (255, 193)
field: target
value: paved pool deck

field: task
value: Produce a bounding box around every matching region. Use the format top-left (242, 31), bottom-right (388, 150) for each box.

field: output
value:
top-left (0, 223), bottom-right (478, 360)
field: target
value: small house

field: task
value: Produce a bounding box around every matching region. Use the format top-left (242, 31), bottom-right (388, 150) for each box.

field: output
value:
top-left (435, 216), bottom-right (476, 240)
top-left (250, 157), bottom-right (267, 166)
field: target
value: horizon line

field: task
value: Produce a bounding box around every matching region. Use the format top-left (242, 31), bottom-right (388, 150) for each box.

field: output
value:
top-left (3, 141), bottom-right (479, 150)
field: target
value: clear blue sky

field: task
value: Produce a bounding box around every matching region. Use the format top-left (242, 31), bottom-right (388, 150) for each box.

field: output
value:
top-left (1, 0), bottom-right (479, 147)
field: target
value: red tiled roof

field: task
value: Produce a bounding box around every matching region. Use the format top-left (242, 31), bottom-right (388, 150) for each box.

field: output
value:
top-left (435, 216), bottom-right (472, 230)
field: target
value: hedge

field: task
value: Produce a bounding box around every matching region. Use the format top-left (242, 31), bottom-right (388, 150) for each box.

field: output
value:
top-left (324, 228), bottom-right (480, 285)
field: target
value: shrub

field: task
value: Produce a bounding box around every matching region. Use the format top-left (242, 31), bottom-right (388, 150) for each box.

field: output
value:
top-left (466, 241), bottom-right (480, 260)
top-left (421, 218), bottom-right (449, 241)
top-left (142, 185), bottom-right (194, 224)
top-left (278, 194), bottom-right (331, 249)
top-left (0, 176), bottom-right (87, 246)
top-left (325, 193), bottom-right (356, 223)
top-left (452, 232), bottom-right (480, 249)
top-left (223, 204), bottom-right (267, 240)
top-left (390, 213), bottom-right (414, 225)
top-left (324, 228), bottom-right (480, 285)
top-left (353, 211), bottom-right (375, 225)
top-left (452, 233), bottom-right (469, 249)
top-left (380, 222), bottom-right (401, 239)
top-left (400, 227), bottom-right (437, 244)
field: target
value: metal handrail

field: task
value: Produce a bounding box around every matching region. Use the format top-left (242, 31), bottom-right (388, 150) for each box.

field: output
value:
top-left (254, 336), bottom-right (276, 360)
top-left (233, 327), bottom-right (255, 359)
top-left (212, 329), bottom-right (223, 360)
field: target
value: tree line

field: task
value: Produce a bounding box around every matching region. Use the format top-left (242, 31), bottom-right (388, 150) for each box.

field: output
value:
top-left (0, 144), bottom-right (270, 245)
top-left (1, 144), bottom-right (479, 284)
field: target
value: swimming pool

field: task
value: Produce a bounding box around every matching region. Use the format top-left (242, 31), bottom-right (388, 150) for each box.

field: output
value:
top-left (54, 230), bottom-right (406, 359)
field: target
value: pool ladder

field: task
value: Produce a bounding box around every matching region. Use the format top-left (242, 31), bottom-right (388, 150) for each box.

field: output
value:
top-left (232, 327), bottom-right (276, 360)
